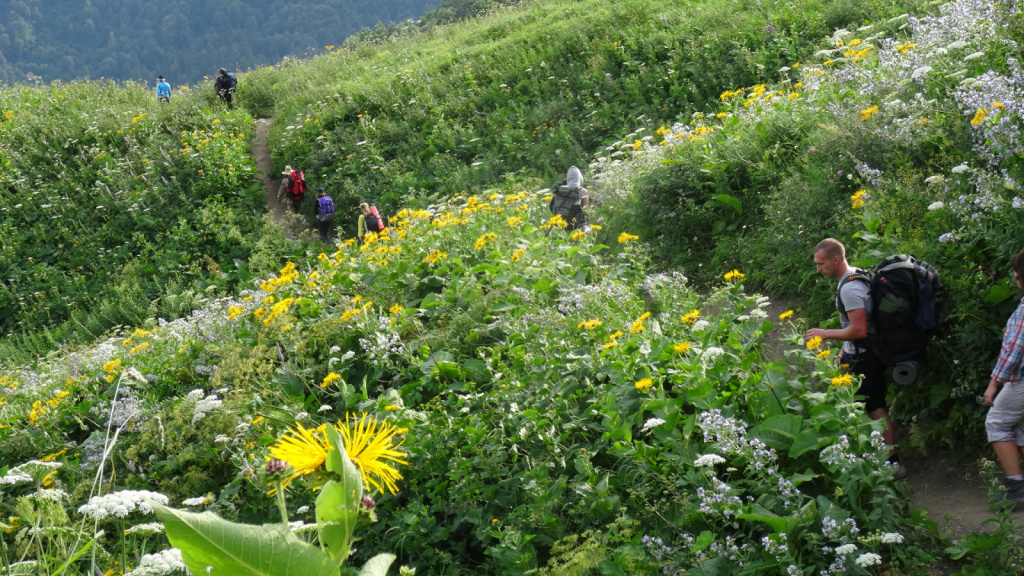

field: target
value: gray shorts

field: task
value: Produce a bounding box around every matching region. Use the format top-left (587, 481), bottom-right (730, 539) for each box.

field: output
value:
top-left (986, 381), bottom-right (1024, 444)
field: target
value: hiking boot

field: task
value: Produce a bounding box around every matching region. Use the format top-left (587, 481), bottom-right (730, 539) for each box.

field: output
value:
top-left (892, 463), bottom-right (909, 481)
top-left (1003, 478), bottom-right (1024, 507)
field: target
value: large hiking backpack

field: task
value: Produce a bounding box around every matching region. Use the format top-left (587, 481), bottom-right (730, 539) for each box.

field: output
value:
top-left (839, 254), bottom-right (948, 365)
top-left (369, 205), bottom-right (387, 231)
top-left (548, 181), bottom-right (583, 229)
top-left (288, 171), bottom-right (307, 200)
top-left (227, 72), bottom-right (237, 90)
top-left (316, 195), bottom-right (335, 222)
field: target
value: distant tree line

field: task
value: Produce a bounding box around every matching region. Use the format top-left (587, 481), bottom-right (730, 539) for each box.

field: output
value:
top-left (0, 0), bottom-right (443, 85)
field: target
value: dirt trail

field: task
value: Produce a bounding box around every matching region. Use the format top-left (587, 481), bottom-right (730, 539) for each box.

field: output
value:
top-left (253, 119), bottom-right (290, 223)
top-left (253, 118), bottom-right (315, 239)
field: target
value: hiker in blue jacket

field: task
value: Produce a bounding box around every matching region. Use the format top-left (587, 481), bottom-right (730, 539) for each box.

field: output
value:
top-left (314, 188), bottom-right (336, 244)
top-left (156, 76), bottom-right (171, 103)
top-left (214, 68), bottom-right (236, 110)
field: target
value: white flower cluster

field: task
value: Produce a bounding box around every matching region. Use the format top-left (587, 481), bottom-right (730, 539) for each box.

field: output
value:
top-left (835, 543), bottom-right (858, 555)
top-left (131, 548), bottom-right (186, 576)
top-left (693, 454), bottom-right (726, 467)
top-left (182, 494), bottom-right (212, 506)
top-left (880, 532), bottom-right (904, 544)
top-left (642, 417), bottom-right (666, 431)
top-left (855, 552), bottom-right (882, 567)
top-left (125, 522), bottom-right (164, 536)
top-left (701, 346), bottom-right (725, 362)
top-left (0, 460), bottom-right (62, 484)
top-left (27, 488), bottom-right (68, 502)
top-left (77, 490), bottom-right (169, 520)
top-left (192, 393), bottom-right (222, 425)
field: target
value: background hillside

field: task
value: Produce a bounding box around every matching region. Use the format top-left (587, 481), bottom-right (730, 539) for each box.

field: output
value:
top-left (0, 0), bottom-right (442, 85)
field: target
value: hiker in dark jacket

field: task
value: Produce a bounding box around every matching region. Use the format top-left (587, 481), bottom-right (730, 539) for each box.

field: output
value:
top-left (549, 166), bottom-right (590, 231)
top-left (214, 68), bottom-right (235, 110)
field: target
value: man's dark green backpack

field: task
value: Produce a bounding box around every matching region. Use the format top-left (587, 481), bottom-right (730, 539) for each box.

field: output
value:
top-left (838, 254), bottom-right (948, 365)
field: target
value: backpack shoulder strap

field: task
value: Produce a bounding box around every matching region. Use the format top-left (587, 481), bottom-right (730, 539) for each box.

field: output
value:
top-left (836, 272), bottom-right (871, 317)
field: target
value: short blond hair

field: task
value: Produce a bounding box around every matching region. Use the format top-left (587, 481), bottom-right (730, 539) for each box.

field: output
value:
top-left (359, 202), bottom-right (369, 212)
top-left (814, 238), bottom-right (846, 260)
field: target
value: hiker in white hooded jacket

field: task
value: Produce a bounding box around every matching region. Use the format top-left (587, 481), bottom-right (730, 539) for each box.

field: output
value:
top-left (549, 166), bottom-right (589, 230)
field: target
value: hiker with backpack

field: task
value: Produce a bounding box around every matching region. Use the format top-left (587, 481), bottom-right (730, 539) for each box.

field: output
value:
top-left (357, 202), bottom-right (387, 244)
top-left (984, 249), bottom-right (1024, 507)
top-left (277, 165), bottom-right (307, 213)
top-left (314, 188), bottom-right (335, 243)
top-left (214, 68), bottom-right (236, 110)
top-left (808, 238), bottom-right (905, 478)
top-left (156, 76), bottom-right (171, 103)
top-left (549, 166), bottom-right (589, 231)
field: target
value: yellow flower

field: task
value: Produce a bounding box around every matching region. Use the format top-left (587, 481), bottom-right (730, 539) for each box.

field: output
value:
top-left (570, 230), bottom-right (586, 241)
top-left (629, 311), bottom-right (651, 334)
top-left (993, 102), bottom-right (1005, 109)
top-left (851, 190), bottom-right (868, 201)
top-left (779, 310), bottom-right (794, 320)
top-left (634, 378), bottom-right (653, 391)
top-left (577, 319), bottom-right (602, 330)
top-left (423, 250), bottom-right (448, 265)
top-left (227, 305), bottom-right (244, 320)
top-left (724, 269), bottom-right (745, 281)
top-left (338, 413), bottom-right (408, 494)
top-left (321, 373), bottom-right (341, 389)
top-left (852, 199), bottom-right (865, 209)
top-left (475, 233), bottom-right (498, 250)
top-left (680, 310), bottom-right (701, 324)
top-left (861, 105), bottom-right (880, 121)
top-left (506, 216), bottom-right (523, 226)
top-left (608, 330), bottom-right (623, 340)
top-left (831, 373), bottom-right (855, 387)
top-left (971, 108), bottom-right (987, 126)
top-left (817, 350), bottom-right (832, 359)
top-left (674, 342), bottom-right (692, 353)
top-left (590, 225), bottom-right (602, 231)
top-left (268, 423), bottom-right (331, 488)
top-left (129, 342), bottom-right (150, 355)
top-left (541, 214), bottom-right (568, 229)
top-left (511, 249), bottom-right (526, 263)
top-left (389, 304), bottom-right (404, 315)
top-left (823, 59), bottom-right (834, 66)
top-left (603, 341), bottom-right (618, 350)
top-left (103, 359), bottom-right (122, 373)
top-left (618, 232), bottom-right (639, 244)
top-left (632, 139), bottom-right (643, 150)
top-left (806, 336), bottom-right (823, 350)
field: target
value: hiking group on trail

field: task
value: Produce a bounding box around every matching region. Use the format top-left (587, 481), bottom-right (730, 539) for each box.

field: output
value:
top-left (153, 68), bottom-right (236, 108)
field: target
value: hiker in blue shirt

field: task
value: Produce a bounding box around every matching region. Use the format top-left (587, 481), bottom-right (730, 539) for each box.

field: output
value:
top-left (156, 76), bottom-right (171, 103)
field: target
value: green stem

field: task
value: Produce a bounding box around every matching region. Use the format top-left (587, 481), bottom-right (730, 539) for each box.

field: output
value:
top-left (274, 482), bottom-right (289, 526)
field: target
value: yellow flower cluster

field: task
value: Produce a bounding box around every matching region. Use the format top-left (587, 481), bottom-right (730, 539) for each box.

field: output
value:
top-left (227, 305), bottom-right (244, 320)
top-left (262, 298), bottom-right (295, 326)
top-left (851, 190), bottom-right (868, 210)
top-left (831, 373), bottom-right (855, 387)
top-left (680, 310), bottom-right (700, 324)
top-left (511, 249), bottom-right (526, 263)
top-left (673, 341), bottom-right (692, 353)
top-left (971, 108), bottom-right (987, 126)
top-left (570, 230), bottom-right (586, 241)
top-left (507, 216), bottom-right (523, 227)
top-left (321, 372), bottom-right (341, 389)
top-left (260, 262), bottom-right (299, 293)
top-left (724, 269), bottom-right (745, 281)
top-left (618, 232), bottom-right (639, 244)
top-left (634, 378), bottom-right (653, 391)
top-left (806, 336), bottom-right (823, 350)
top-left (577, 319), bottom-right (602, 330)
top-left (861, 105), bottom-right (879, 121)
top-left (474, 233), bottom-right (498, 250)
top-left (604, 330), bottom-right (624, 350)
top-left (779, 310), bottom-right (794, 320)
top-left (629, 311), bottom-right (651, 334)
top-left (423, 250), bottom-right (448, 265)
top-left (540, 214), bottom-right (568, 230)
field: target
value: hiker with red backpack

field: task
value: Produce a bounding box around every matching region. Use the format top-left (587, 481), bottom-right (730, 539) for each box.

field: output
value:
top-left (357, 202), bottom-right (387, 244)
top-left (277, 165), bottom-right (307, 213)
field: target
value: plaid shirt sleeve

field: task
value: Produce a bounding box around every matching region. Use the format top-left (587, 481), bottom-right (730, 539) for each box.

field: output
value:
top-left (992, 299), bottom-right (1024, 383)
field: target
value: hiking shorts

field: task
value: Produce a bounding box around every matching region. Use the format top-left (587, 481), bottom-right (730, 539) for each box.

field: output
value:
top-left (846, 350), bottom-right (888, 413)
top-left (986, 381), bottom-right (1024, 445)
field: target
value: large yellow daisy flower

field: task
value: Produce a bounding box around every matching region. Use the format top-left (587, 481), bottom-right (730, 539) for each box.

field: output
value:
top-left (338, 413), bottom-right (408, 495)
top-left (268, 415), bottom-right (408, 495)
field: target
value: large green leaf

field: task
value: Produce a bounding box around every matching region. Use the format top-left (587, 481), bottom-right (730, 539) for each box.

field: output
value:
top-left (712, 193), bottom-right (742, 214)
top-left (753, 414), bottom-right (802, 451)
top-left (318, 425), bottom-right (364, 565)
top-left (359, 553), bottom-right (397, 576)
top-left (152, 502), bottom-right (336, 576)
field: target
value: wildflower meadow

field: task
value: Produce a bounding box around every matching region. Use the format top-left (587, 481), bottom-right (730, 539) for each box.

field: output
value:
top-left (2, 0), bottom-right (1024, 574)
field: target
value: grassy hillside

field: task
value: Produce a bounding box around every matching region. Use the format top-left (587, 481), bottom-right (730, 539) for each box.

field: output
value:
top-left (2, 0), bottom-right (1024, 574)
top-left (0, 82), bottom-right (288, 360)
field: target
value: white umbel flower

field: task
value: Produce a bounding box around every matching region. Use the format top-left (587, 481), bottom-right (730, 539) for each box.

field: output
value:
top-left (694, 454), bottom-right (727, 467)
top-left (77, 490), bottom-right (169, 520)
